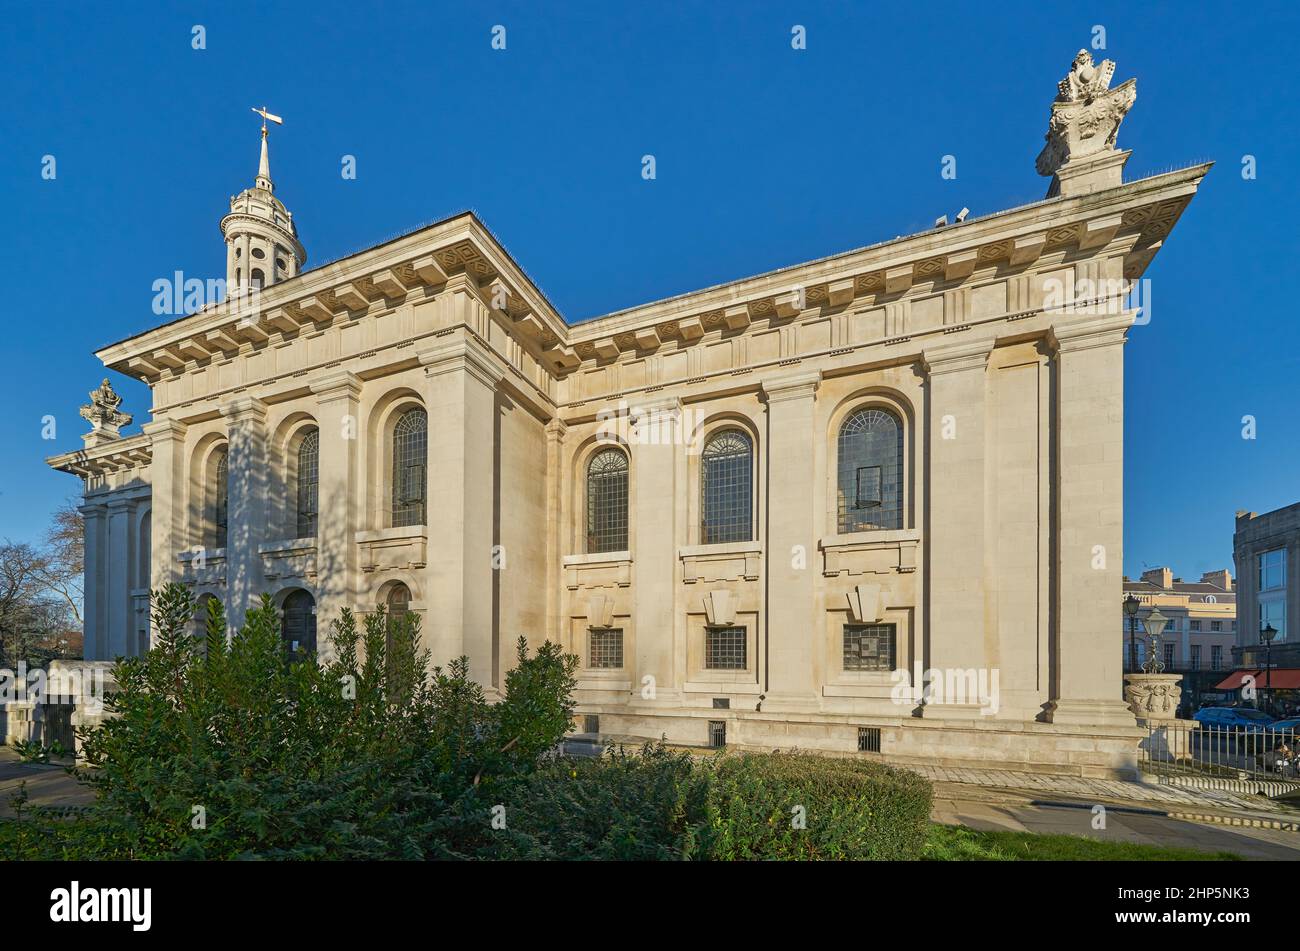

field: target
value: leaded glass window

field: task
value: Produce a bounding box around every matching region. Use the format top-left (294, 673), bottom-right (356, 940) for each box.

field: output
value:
top-left (213, 449), bottom-right (229, 548)
top-left (589, 628), bottom-right (624, 669)
top-left (837, 408), bottom-right (903, 533)
top-left (586, 449), bottom-right (629, 553)
top-left (391, 409), bottom-right (428, 527)
top-left (843, 624), bottom-right (896, 671)
top-left (296, 428), bottom-right (319, 538)
top-left (701, 430), bottom-right (753, 544)
top-left (705, 625), bottom-right (747, 670)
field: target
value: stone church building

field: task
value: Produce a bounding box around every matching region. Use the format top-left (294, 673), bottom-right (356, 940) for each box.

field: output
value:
top-left (49, 52), bottom-right (1207, 776)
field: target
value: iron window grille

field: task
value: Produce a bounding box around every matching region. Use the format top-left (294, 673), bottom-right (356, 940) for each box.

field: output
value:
top-left (213, 450), bottom-right (229, 548)
top-left (701, 430), bottom-right (753, 544)
top-left (705, 625), bottom-right (747, 670)
top-left (588, 627), bottom-right (624, 669)
top-left (296, 428), bottom-right (319, 538)
top-left (583, 715), bottom-right (600, 734)
top-left (843, 624), bottom-right (896, 672)
top-left (586, 449), bottom-right (629, 553)
top-left (391, 409), bottom-right (428, 527)
top-left (708, 720), bottom-right (727, 748)
top-left (282, 589), bottom-right (317, 661)
top-left (858, 727), bottom-right (882, 752)
top-left (837, 408), bottom-right (903, 533)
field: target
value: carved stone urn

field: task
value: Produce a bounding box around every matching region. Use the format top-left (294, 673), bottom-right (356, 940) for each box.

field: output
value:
top-left (1123, 673), bottom-right (1183, 722)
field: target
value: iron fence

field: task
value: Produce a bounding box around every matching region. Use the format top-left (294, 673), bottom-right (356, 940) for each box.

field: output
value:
top-left (1140, 721), bottom-right (1300, 791)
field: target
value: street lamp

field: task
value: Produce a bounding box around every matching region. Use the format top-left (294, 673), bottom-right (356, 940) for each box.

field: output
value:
top-left (1260, 622), bottom-right (1279, 715)
top-left (1143, 607), bottom-right (1169, 673)
top-left (1123, 594), bottom-right (1141, 673)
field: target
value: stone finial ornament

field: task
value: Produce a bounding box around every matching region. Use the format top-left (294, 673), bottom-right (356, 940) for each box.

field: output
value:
top-left (79, 377), bottom-right (132, 445)
top-left (1036, 50), bottom-right (1137, 196)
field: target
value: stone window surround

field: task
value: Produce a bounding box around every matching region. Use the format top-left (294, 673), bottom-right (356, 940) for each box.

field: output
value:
top-left (825, 390), bottom-right (916, 537)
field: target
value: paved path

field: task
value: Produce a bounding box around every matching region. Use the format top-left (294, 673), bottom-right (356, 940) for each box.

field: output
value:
top-left (910, 764), bottom-right (1290, 812)
top-left (0, 751), bottom-right (88, 817)
top-left (932, 783), bottom-right (1300, 860)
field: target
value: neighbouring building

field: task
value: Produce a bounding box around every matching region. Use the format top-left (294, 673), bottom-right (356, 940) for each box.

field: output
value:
top-left (1121, 567), bottom-right (1235, 709)
top-left (47, 51), bottom-right (1209, 777)
top-left (1218, 504), bottom-right (1300, 712)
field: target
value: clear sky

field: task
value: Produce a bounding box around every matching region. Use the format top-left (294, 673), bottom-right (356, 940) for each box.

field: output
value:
top-left (1, 1), bottom-right (1296, 580)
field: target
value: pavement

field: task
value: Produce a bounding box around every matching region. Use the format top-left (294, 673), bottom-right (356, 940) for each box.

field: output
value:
top-left (931, 782), bottom-right (1300, 860)
top-left (0, 751), bottom-right (88, 818)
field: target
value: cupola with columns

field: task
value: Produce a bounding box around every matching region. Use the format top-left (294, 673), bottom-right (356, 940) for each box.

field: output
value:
top-left (219, 107), bottom-right (307, 291)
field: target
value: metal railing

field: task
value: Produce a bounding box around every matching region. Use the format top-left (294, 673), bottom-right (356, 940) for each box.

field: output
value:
top-left (1140, 721), bottom-right (1300, 791)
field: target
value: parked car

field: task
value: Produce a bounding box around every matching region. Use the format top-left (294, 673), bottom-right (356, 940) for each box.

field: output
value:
top-left (1192, 707), bottom-right (1276, 732)
top-left (1266, 717), bottom-right (1300, 737)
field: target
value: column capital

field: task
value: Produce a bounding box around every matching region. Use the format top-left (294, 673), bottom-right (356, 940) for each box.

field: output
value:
top-left (79, 500), bottom-right (109, 516)
top-left (310, 369), bottom-right (363, 402)
top-left (1046, 313), bottom-right (1132, 355)
top-left (418, 337), bottom-right (504, 390)
top-left (628, 395), bottom-right (682, 424)
top-left (761, 369), bottom-right (821, 403)
top-left (106, 497), bottom-right (133, 515)
top-left (544, 417), bottom-right (568, 443)
top-left (922, 339), bottom-right (994, 377)
top-left (142, 417), bottom-right (188, 439)
top-left (218, 395), bottom-right (268, 425)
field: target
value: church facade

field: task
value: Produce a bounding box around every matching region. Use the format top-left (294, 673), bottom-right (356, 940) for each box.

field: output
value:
top-left (49, 53), bottom-right (1208, 776)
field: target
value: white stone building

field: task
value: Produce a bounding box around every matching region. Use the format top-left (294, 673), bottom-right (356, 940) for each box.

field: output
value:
top-left (49, 53), bottom-right (1208, 776)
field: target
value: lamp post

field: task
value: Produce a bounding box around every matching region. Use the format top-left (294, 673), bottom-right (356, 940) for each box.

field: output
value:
top-left (1143, 607), bottom-right (1169, 673)
top-left (1261, 622), bottom-right (1278, 715)
top-left (1124, 594), bottom-right (1141, 673)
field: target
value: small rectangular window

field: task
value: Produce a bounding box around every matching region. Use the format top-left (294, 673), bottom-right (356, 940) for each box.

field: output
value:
top-left (588, 628), bottom-right (624, 669)
top-left (705, 626), bottom-right (747, 670)
top-left (857, 727), bottom-right (881, 752)
top-left (1211, 620), bottom-right (1222, 632)
top-left (708, 720), bottom-right (727, 748)
top-left (843, 624), bottom-right (896, 671)
top-left (583, 714), bottom-right (600, 734)
top-left (712, 697), bottom-right (730, 709)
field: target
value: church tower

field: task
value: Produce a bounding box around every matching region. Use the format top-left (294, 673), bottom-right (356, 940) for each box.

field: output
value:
top-left (219, 109), bottom-right (307, 291)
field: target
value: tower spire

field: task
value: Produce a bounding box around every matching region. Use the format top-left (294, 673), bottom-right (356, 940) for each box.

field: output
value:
top-left (220, 106), bottom-right (305, 290)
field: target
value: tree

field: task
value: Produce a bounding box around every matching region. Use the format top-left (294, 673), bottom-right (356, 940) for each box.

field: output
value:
top-left (34, 501), bottom-right (84, 627)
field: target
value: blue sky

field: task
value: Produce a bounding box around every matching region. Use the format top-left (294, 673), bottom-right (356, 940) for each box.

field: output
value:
top-left (1, 1), bottom-right (1296, 580)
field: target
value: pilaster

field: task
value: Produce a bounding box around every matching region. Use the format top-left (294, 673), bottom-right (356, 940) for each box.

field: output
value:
top-left (760, 370), bottom-right (821, 711)
top-left (921, 339), bottom-right (994, 718)
top-left (310, 371), bottom-right (362, 638)
top-left (79, 501), bottom-right (107, 660)
top-left (418, 337), bottom-right (504, 694)
top-left (218, 396), bottom-right (269, 629)
top-left (1044, 315), bottom-right (1137, 726)
top-left (142, 418), bottom-right (187, 592)
top-left (105, 498), bottom-right (133, 659)
top-left (629, 397), bottom-right (681, 707)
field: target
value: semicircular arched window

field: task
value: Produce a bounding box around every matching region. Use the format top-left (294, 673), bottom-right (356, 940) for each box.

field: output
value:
top-left (586, 448), bottom-right (629, 553)
top-left (837, 407), bottom-right (903, 533)
top-left (391, 408), bottom-right (428, 527)
top-left (296, 428), bottom-right (319, 538)
top-left (213, 449), bottom-right (229, 548)
top-left (701, 429), bottom-right (753, 544)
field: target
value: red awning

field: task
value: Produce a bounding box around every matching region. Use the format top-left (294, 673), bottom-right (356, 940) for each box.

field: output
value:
top-left (1215, 669), bottom-right (1300, 690)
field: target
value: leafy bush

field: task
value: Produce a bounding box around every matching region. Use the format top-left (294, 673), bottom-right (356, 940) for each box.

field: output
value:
top-left (11, 582), bottom-right (577, 860)
top-left (703, 752), bottom-right (932, 860)
top-left (493, 744), bottom-right (932, 861)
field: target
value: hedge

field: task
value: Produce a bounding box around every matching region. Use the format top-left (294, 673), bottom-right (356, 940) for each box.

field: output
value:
top-left (489, 744), bottom-right (933, 860)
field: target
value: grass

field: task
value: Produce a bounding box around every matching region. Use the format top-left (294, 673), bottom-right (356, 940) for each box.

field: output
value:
top-left (925, 823), bottom-right (1242, 861)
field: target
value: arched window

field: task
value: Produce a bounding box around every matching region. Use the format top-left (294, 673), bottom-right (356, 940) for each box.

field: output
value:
top-left (837, 407), bottom-right (903, 533)
top-left (701, 429), bottom-right (753, 544)
top-left (296, 428), bottom-right (319, 538)
top-left (213, 449), bottom-right (229, 548)
top-left (586, 448), bottom-right (629, 553)
top-left (282, 589), bottom-right (316, 660)
top-left (385, 583), bottom-right (413, 667)
top-left (391, 408), bottom-right (428, 527)
top-left (250, 268), bottom-right (265, 288)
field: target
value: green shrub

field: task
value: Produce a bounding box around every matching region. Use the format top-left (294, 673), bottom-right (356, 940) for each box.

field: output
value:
top-left (703, 752), bottom-right (932, 860)
top-left (493, 744), bottom-right (932, 861)
top-left (13, 582), bottom-right (577, 860)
